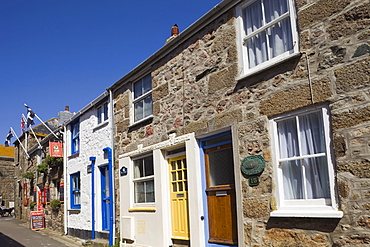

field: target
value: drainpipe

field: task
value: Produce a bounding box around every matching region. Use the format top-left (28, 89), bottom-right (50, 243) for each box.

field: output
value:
top-left (103, 147), bottom-right (113, 246)
top-left (90, 157), bottom-right (96, 240)
top-left (63, 125), bottom-right (68, 235)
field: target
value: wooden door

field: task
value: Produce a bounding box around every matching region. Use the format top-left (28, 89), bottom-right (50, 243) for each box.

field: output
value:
top-left (169, 155), bottom-right (190, 240)
top-left (205, 144), bottom-right (237, 245)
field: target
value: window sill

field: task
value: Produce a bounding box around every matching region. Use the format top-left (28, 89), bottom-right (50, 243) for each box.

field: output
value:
top-left (93, 121), bottom-right (109, 131)
top-left (128, 116), bottom-right (154, 130)
top-left (128, 208), bottom-right (156, 213)
top-left (68, 152), bottom-right (80, 159)
top-left (237, 52), bottom-right (301, 82)
top-left (270, 208), bottom-right (343, 218)
top-left (68, 209), bottom-right (81, 214)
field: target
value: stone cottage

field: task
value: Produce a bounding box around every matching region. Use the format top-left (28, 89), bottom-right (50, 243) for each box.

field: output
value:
top-left (63, 91), bottom-right (115, 246)
top-left (14, 109), bottom-right (71, 232)
top-left (108, 0), bottom-right (369, 246)
top-left (0, 144), bottom-right (15, 210)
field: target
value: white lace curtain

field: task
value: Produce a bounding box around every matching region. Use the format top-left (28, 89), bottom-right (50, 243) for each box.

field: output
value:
top-left (277, 111), bottom-right (330, 200)
top-left (243, 0), bottom-right (293, 68)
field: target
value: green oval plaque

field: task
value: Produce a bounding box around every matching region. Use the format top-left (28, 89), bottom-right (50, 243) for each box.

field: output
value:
top-left (241, 155), bottom-right (265, 175)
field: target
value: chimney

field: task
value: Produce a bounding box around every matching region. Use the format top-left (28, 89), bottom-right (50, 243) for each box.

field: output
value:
top-left (58, 106), bottom-right (74, 126)
top-left (171, 24), bottom-right (179, 36)
top-left (166, 24), bottom-right (179, 44)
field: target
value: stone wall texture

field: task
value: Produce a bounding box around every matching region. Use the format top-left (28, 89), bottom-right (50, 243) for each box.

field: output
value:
top-left (112, 0), bottom-right (370, 246)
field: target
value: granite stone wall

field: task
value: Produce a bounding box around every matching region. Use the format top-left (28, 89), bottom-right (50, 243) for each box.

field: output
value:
top-left (112, 0), bottom-right (370, 245)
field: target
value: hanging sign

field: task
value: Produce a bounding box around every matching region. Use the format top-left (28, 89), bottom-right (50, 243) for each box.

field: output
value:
top-left (50, 142), bottom-right (63, 157)
top-left (30, 211), bottom-right (45, 230)
top-left (59, 182), bottom-right (64, 203)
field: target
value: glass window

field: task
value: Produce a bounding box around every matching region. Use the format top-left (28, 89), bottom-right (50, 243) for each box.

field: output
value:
top-left (97, 102), bottom-right (109, 124)
top-left (71, 120), bottom-right (80, 155)
top-left (238, 0), bottom-right (298, 75)
top-left (70, 173), bottom-right (81, 209)
top-left (133, 155), bottom-right (154, 203)
top-left (133, 74), bottom-right (152, 122)
top-left (272, 107), bottom-right (335, 208)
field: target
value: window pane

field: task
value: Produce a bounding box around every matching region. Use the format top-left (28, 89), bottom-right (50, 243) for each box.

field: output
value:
top-left (299, 111), bottom-right (326, 155)
top-left (142, 74), bottom-right (152, 94)
top-left (303, 157), bottom-right (330, 199)
top-left (145, 180), bottom-right (155, 202)
top-left (134, 101), bottom-right (143, 122)
top-left (97, 107), bottom-right (102, 124)
top-left (208, 148), bottom-right (234, 186)
top-left (135, 181), bottom-right (145, 203)
top-left (268, 18), bottom-right (293, 58)
top-left (247, 32), bottom-right (268, 68)
top-left (264, 0), bottom-right (288, 23)
top-left (134, 159), bottom-right (143, 178)
top-left (277, 117), bottom-right (299, 158)
top-left (144, 156), bottom-right (154, 176)
top-left (104, 103), bottom-right (108, 121)
top-left (143, 95), bottom-right (152, 118)
top-left (243, 0), bottom-right (263, 35)
top-left (281, 160), bottom-right (303, 200)
top-left (134, 80), bottom-right (142, 99)
top-left (74, 192), bottom-right (80, 205)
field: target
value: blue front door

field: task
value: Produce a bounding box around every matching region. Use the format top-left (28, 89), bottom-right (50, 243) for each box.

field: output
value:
top-left (100, 166), bottom-right (110, 231)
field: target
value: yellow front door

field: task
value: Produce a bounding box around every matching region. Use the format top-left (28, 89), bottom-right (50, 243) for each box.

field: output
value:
top-left (169, 155), bottom-right (189, 240)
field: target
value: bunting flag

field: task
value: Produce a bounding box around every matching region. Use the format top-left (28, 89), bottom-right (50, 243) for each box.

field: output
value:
top-left (5, 129), bottom-right (13, 147)
top-left (25, 105), bottom-right (35, 128)
top-left (21, 116), bottom-right (26, 134)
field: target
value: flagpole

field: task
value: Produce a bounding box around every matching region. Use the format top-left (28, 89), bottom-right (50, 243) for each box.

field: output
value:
top-left (10, 127), bottom-right (30, 158)
top-left (22, 114), bottom-right (42, 149)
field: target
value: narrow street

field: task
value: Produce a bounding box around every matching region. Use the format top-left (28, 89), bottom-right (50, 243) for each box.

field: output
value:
top-left (0, 216), bottom-right (80, 247)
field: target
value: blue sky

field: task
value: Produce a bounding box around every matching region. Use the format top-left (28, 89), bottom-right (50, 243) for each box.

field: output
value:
top-left (1, 0), bottom-right (222, 144)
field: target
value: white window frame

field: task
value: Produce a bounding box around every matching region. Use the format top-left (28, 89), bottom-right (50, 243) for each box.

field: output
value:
top-left (132, 74), bottom-right (153, 124)
top-left (270, 106), bottom-right (343, 218)
top-left (236, 0), bottom-right (300, 79)
top-left (132, 153), bottom-right (155, 205)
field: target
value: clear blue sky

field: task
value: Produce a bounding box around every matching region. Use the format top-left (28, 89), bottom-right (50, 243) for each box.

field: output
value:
top-left (1, 0), bottom-right (222, 145)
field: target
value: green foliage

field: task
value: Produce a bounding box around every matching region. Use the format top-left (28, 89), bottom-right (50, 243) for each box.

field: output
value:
top-left (23, 172), bottom-right (35, 179)
top-left (45, 156), bottom-right (63, 166)
top-left (37, 163), bottom-right (48, 173)
top-left (29, 201), bottom-right (36, 208)
top-left (50, 199), bottom-right (61, 209)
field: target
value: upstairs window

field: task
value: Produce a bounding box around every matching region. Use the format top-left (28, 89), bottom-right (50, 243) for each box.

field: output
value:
top-left (238, 0), bottom-right (298, 76)
top-left (71, 120), bottom-right (80, 155)
top-left (97, 102), bottom-right (108, 124)
top-left (70, 172), bottom-right (81, 209)
top-left (133, 74), bottom-right (152, 123)
top-left (133, 155), bottom-right (155, 203)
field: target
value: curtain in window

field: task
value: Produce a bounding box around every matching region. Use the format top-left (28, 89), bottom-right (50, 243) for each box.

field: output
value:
top-left (278, 112), bottom-right (330, 200)
top-left (243, 0), bottom-right (293, 68)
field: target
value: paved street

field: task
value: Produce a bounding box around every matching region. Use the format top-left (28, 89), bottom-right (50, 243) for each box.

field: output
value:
top-left (0, 216), bottom-right (80, 247)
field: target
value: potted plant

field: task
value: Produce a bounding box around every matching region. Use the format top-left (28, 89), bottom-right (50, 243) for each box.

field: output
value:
top-left (37, 163), bottom-right (48, 174)
top-left (45, 156), bottom-right (63, 167)
top-left (23, 172), bottom-right (35, 179)
top-left (50, 199), bottom-right (61, 210)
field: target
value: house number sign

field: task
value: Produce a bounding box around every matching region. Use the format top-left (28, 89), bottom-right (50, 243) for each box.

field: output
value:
top-left (241, 155), bottom-right (266, 186)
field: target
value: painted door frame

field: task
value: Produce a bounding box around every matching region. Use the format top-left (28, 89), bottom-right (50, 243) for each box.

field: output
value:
top-left (100, 165), bottom-right (110, 231)
top-left (199, 131), bottom-right (238, 247)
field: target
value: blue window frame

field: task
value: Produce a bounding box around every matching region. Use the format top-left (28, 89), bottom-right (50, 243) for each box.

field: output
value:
top-left (70, 172), bottom-right (81, 209)
top-left (71, 120), bottom-right (80, 154)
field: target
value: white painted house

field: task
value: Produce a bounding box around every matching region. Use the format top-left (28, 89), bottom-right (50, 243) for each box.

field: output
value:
top-left (63, 91), bottom-right (115, 245)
